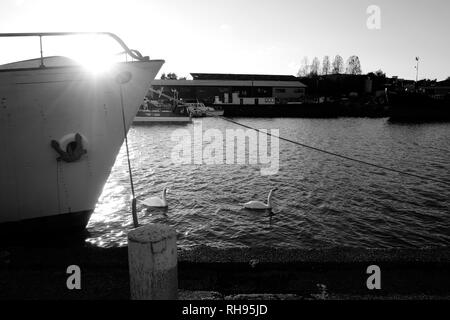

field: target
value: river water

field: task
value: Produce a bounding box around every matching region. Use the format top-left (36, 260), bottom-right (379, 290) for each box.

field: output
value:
top-left (86, 117), bottom-right (450, 249)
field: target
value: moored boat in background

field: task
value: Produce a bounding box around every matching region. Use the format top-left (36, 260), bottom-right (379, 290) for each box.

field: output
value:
top-left (133, 98), bottom-right (191, 123)
top-left (185, 100), bottom-right (224, 117)
top-left (388, 91), bottom-right (450, 122)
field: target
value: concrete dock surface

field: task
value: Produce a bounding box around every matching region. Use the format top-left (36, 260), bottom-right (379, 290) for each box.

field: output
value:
top-left (0, 245), bottom-right (449, 300)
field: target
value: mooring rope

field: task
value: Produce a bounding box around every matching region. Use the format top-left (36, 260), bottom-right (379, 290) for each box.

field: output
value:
top-left (145, 89), bottom-right (450, 187)
top-left (207, 112), bottom-right (450, 187)
top-left (119, 86), bottom-right (139, 228)
top-left (56, 161), bottom-right (61, 214)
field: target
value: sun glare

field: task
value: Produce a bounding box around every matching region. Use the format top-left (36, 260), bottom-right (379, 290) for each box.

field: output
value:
top-left (57, 34), bottom-right (123, 74)
top-left (74, 54), bottom-right (116, 74)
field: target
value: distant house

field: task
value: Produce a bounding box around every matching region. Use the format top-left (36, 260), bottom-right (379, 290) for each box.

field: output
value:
top-left (385, 76), bottom-right (415, 92)
top-left (419, 79), bottom-right (450, 97)
top-left (435, 79), bottom-right (450, 95)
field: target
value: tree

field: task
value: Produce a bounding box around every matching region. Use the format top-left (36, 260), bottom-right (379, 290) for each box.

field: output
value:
top-left (332, 55), bottom-right (344, 74)
top-left (297, 56), bottom-right (310, 77)
top-left (322, 56), bottom-right (331, 75)
top-left (167, 72), bottom-right (178, 80)
top-left (346, 56), bottom-right (362, 75)
top-left (160, 73), bottom-right (167, 80)
top-left (374, 69), bottom-right (386, 77)
top-left (310, 57), bottom-right (320, 76)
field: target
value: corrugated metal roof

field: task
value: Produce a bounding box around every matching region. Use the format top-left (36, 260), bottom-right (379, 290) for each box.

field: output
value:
top-left (190, 73), bottom-right (299, 81)
top-left (151, 79), bottom-right (307, 88)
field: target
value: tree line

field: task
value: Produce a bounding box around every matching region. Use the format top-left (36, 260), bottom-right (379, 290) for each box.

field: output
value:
top-left (297, 55), bottom-right (362, 77)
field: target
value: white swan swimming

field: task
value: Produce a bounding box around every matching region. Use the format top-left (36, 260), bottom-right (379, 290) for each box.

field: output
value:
top-left (142, 187), bottom-right (169, 208)
top-left (242, 189), bottom-right (277, 210)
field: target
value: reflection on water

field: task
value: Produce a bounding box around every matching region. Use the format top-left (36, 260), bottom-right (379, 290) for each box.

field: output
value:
top-left (86, 118), bottom-right (450, 249)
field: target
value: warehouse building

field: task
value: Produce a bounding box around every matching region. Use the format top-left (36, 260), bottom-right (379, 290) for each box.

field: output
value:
top-left (150, 73), bottom-right (307, 104)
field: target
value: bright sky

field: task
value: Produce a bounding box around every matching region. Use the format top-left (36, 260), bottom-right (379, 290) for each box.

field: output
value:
top-left (1, 0), bottom-right (449, 80)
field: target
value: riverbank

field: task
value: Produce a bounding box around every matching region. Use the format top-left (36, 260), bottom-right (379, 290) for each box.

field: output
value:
top-left (1, 245), bottom-right (449, 299)
top-left (221, 96), bottom-right (450, 120)
top-left (222, 101), bottom-right (389, 118)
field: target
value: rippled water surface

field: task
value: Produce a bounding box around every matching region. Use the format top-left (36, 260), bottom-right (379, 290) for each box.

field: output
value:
top-left (86, 118), bottom-right (450, 249)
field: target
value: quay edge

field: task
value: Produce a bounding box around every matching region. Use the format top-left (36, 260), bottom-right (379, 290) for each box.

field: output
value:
top-left (0, 245), bottom-right (449, 299)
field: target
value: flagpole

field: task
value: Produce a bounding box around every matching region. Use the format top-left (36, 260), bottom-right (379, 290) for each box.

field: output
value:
top-left (415, 57), bottom-right (420, 83)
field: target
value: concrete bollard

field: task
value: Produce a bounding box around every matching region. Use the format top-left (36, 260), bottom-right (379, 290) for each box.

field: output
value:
top-left (128, 224), bottom-right (178, 300)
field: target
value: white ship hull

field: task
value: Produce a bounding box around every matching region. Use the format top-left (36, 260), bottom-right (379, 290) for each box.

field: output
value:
top-left (0, 58), bottom-right (164, 231)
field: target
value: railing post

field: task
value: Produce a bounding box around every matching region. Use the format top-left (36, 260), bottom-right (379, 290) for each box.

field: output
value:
top-left (128, 224), bottom-right (178, 300)
top-left (39, 35), bottom-right (44, 68)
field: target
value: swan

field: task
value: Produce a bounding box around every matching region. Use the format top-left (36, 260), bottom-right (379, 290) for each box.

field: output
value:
top-left (242, 188), bottom-right (277, 210)
top-left (142, 188), bottom-right (169, 208)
